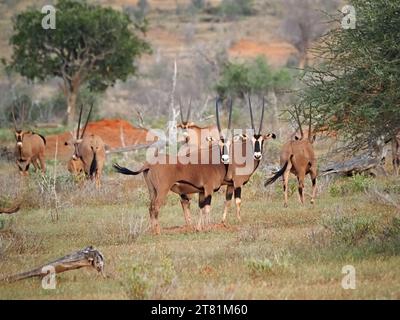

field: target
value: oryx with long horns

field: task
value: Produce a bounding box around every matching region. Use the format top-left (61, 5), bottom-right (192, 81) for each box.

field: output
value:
top-left (113, 98), bottom-right (234, 234)
top-left (65, 104), bottom-right (106, 188)
top-left (177, 97), bottom-right (220, 148)
top-left (265, 103), bottom-right (317, 207)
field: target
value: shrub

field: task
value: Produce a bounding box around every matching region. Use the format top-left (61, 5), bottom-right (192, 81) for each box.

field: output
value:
top-left (322, 214), bottom-right (379, 246)
top-left (329, 174), bottom-right (373, 197)
top-left (219, 0), bottom-right (254, 19)
top-left (125, 264), bottom-right (150, 300)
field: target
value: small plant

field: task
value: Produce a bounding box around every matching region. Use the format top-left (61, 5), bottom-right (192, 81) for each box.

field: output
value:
top-left (153, 256), bottom-right (177, 298)
top-left (246, 252), bottom-right (291, 277)
top-left (322, 213), bottom-right (379, 246)
top-left (246, 258), bottom-right (274, 275)
top-left (125, 264), bottom-right (149, 300)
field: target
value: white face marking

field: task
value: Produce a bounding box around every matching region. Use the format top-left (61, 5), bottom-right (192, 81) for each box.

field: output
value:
top-left (253, 137), bottom-right (264, 160)
top-left (17, 142), bottom-right (23, 147)
top-left (222, 154), bottom-right (230, 164)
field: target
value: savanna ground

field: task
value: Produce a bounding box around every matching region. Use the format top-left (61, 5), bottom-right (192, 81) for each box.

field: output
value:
top-left (0, 153), bottom-right (399, 299)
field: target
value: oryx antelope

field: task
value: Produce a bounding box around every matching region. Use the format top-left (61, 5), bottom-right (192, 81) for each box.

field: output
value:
top-left (12, 107), bottom-right (46, 176)
top-left (113, 98), bottom-right (233, 234)
top-left (221, 96), bottom-right (276, 223)
top-left (392, 130), bottom-right (400, 176)
top-left (177, 98), bottom-right (220, 148)
top-left (65, 104), bottom-right (106, 188)
top-left (265, 123), bottom-right (317, 207)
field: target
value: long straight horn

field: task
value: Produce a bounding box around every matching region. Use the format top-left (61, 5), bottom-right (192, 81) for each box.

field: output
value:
top-left (259, 96), bottom-right (265, 135)
top-left (81, 103), bottom-right (93, 139)
top-left (247, 94), bottom-right (255, 131)
top-left (228, 97), bottom-right (233, 130)
top-left (76, 104), bottom-right (84, 139)
top-left (186, 97), bottom-right (192, 123)
top-left (215, 97), bottom-right (222, 136)
top-left (179, 97), bottom-right (184, 123)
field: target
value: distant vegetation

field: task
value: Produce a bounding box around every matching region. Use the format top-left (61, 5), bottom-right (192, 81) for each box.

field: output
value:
top-left (4, 0), bottom-right (151, 125)
top-left (301, 0), bottom-right (400, 151)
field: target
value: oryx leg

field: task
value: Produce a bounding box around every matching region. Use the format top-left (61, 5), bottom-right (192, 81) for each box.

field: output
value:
top-left (95, 171), bottom-right (101, 189)
top-left (180, 194), bottom-right (192, 226)
top-left (145, 174), bottom-right (166, 235)
top-left (31, 157), bottom-right (39, 172)
top-left (310, 165), bottom-right (317, 204)
top-left (297, 170), bottom-right (306, 205)
top-left (234, 187), bottom-right (242, 222)
top-left (222, 185), bottom-right (234, 224)
top-left (197, 193), bottom-right (211, 231)
top-left (282, 161), bottom-right (293, 208)
top-left (38, 152), bottom-right (46, 174)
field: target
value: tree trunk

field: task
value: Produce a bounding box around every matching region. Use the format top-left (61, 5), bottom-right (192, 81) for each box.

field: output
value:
top-left (66, 89), bottom-right (78, 126)
top-left (62, 74), bottom-right (81, 126)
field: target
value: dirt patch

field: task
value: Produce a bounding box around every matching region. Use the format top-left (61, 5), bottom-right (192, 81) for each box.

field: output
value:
top-left (45, 119), bottom-right (156, 160)
top-left (229, 39), bottom-right (297, 67)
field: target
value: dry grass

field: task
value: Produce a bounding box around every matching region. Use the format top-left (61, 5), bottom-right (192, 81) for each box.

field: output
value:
top-left (0, 160), bottom-right (399, 299)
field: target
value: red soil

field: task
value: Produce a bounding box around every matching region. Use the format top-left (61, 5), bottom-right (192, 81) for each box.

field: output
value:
top-left (229, 39), bottom-right (297, 67)
top-left (45, 119), bottom-right (157, 160)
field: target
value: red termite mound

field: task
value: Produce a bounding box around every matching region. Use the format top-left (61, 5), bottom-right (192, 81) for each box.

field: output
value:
top-left (45, 119), bottom-right (156, 160)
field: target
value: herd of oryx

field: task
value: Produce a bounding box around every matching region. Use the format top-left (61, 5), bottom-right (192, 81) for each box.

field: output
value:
top-left (7, 97), bottom-right (400, 234)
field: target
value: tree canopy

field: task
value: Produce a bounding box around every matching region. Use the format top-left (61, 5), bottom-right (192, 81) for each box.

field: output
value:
top-left (301, 0), bottom-right (400, 151)
top-left (215, 56), bottom-right (292, 97)
top-left (6, 0), bottom-right (151, 124)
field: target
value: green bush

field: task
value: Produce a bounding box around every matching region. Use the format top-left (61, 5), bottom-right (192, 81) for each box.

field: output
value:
top-left (322, 214), bottom-right (379, 246)
top-left (126, 264), bottom-right (150, 300)
top-left (219, 0), bottom-right (254, 19)
top-left (329, 175), bottom-right (373, 197)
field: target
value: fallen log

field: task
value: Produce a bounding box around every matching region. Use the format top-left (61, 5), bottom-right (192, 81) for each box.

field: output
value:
top-left (319, 154), bottom-right (382, 177)
top-left (2, 246), bottom-right (105, 283)
top-left (0, 205), bottom-right (20, 215)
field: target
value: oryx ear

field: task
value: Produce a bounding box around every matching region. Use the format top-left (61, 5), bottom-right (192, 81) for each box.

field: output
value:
top-left (77, 139), bottom-right (83, 144)
top-left (294, 135), bottom-right (300, 141)
top-left (264, 133), bottom-right (276, 140)
top-left (187, 122), bottom-right (195, 127)
top-left (205, 136), bottom-right (215, 142)
top-left (177, 123), bottom-right (183, 129)
top-left (240, 134), bottom-right (248, 140)
top-left (233, 135), bottom-right (240, 142)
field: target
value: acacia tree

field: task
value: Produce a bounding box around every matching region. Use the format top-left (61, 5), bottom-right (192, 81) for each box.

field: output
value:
top-left (7, 0), bottom-right (151, 125)
top-left (301, 0), bottom-right (400, 152)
